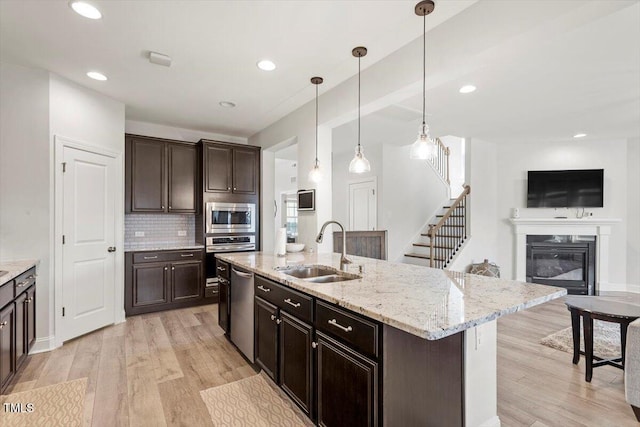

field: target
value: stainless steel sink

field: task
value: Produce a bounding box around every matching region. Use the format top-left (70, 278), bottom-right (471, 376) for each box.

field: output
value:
top-left (275, 264), bottom-right (359, 283)
top-left (276, 265), bottom-right (338, 279)
top-left (304, 274), bottom-right (355, 283)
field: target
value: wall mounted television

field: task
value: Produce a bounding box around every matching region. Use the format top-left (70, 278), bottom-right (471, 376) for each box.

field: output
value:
top-left (527, 169), bottom-right (604, 208)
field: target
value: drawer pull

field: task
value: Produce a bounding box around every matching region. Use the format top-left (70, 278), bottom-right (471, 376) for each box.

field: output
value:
top-left (181, 254), bottom-right (194, 257)
top-left (0, 321), bottom-right (7, 329)
top-left (27, 274), bottom-right (37, 280)
top-left (328, 319), bottom-right (353, 333)
top-left (16, 281), bottom-right (29, 288)
top-left (270, 314), bottom-right (276, 321)
top-left (284, 298), bottom-right (300, 308)
top-left (257, 285), bottom-right (271, 293)
top-left (25, 298), bottom-right (33, 304)
top-left (217, 266), bottom-right (226, 271)
top-left (143, 256), bottom-right (158, 260)
top-left (311, 342), bottom-right (318, 349)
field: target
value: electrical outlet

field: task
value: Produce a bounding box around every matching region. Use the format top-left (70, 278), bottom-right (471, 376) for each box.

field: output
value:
top-left (177, 230), bottom-right (187, 237)
top-left (134, 231), bottom-right (145, 237)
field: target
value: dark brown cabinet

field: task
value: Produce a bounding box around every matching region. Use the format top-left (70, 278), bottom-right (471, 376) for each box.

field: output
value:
top-left (125, 249), bottom-right (205, 316)
top-left (280, 311), bottom-right (314, 416)
top-left (255, 297), bottom-right (279, 380)
top-left (0, 302), bottom-right (15, 392)
top-left (202, 141), bottom-right (259, 195)
top-left (126, 135), bottom-right (198, 214)
top-left (15, 285), bottom-right (35, 371)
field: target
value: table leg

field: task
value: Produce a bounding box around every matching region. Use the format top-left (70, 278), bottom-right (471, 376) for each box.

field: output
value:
top-left (621, 322), bottom-right (628, 369)
top-left (570, 308), bottom-right (581, 365)
top-left (583, 314), bottom-right (594, 382)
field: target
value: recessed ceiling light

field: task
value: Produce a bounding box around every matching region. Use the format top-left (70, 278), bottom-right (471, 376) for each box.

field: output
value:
top-left (459, 85), bottom-right (476, 94)
top-left (573, 133), bottom-right (587, 138)
top-left (219, 101), bottom-right (236, 108)
top-left (257, 60), bottom-right (276, 71)
top-left (69, 1), bottom-right (102, 20)
top-left (86, 71), bottom-right (107, 81)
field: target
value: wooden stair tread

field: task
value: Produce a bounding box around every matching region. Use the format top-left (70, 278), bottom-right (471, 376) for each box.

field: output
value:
top-left (421, 233), bottom-right (464, 238)
top-left (436, 214), bottom-right (463, 218)
top-left (412, 243), bottom-right (455, 249)
top-left (404, 253), bottom-right (446, 261)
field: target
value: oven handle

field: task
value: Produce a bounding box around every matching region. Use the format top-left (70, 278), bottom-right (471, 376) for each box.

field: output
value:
top-left (206, 244), bottom-right (255, 253)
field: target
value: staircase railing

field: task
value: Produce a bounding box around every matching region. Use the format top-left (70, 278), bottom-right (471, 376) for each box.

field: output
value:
top-left (427, 184), bottom-right (470, 268)
top-left (429, 138), bottom-right (450, 185)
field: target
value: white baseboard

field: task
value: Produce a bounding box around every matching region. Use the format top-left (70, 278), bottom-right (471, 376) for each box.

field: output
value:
top-left (599, 282), bottom-right (640, 293)
top-left (478, 415), bottom-right (501, 427)
top-left (29, 335), bottom-right (60, 354)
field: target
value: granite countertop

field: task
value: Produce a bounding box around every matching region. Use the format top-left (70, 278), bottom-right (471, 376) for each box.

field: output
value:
top-left (216, 252), bottom-right (566, 340)
top-left (0, 259), bottom-right (39, 285)
top-left (124, 244), bottom-right (205, 253)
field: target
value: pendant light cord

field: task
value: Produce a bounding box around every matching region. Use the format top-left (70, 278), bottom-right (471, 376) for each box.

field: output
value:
top-left (315, 83), bottom-right (319, 164)
top-left (422, 13), bottom-right (426, 127)
top-left (358, 54), bottom-right (361, 149)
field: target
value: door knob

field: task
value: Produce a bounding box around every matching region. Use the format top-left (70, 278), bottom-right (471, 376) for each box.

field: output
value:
top-left (107, 247), bottom-right (116, 252)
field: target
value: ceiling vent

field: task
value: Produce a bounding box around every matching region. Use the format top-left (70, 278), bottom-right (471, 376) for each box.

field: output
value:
top-left (149, 51), bottom-right (172, 67)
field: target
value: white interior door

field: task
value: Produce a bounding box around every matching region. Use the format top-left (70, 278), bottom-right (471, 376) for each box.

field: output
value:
top-left (349, 178), bottom-right (377, 231)
top-left (61, 146), bottom-right (116, 341)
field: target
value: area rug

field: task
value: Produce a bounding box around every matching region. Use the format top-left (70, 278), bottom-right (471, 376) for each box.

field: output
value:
top-left (540, 320), bottom-right (621, 359)
top-left (0, 377), bottom-right (87, 427)
top-left (200, 372), bottom-right (313, 427)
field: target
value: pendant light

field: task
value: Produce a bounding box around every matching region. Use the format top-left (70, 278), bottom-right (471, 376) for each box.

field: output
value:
top-left (308, 76), bottom-right (324, 183)
top-left (349, 46), bottom-right (371, 174)
top-left (409, 0), bottom-right (438, 160)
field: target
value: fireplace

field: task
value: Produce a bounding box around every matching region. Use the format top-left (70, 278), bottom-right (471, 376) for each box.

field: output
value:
top-left (526, 235), bottom-right (596, 295)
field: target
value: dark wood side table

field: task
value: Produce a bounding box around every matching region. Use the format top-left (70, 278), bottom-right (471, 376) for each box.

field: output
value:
top-left (565, 294), bottom-right (640, 382)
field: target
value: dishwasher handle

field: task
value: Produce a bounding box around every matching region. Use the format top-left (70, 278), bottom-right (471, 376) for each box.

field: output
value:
top-left (231, 268), bottom-right (254, 279)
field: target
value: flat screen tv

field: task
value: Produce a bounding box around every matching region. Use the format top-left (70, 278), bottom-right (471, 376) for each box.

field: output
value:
top-left (527, 169), bottom-right (604, 208)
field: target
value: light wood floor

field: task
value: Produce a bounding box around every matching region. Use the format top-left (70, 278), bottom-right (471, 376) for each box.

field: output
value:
top-left (5, 299), bottom-right (638, 426)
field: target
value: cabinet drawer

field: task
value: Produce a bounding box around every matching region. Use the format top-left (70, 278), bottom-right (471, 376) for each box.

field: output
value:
top-left (216, 260), bottom-right (230, 280)
top-left (254, 276), bottom-right (313, 324)
top-left (133, 250), bottom-right (203, 264)
top-left (14, 268), bottom-right (36, 296)
top-left (0, 282), bottom-right (12, 309)
top-left (316, 300), bottom-right (380, 359)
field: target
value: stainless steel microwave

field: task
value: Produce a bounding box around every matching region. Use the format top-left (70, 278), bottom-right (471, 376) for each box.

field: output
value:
top-left (205, 202), bottom-right (256, 234)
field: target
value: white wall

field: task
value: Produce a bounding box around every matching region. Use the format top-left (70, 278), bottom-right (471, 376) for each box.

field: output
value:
top-left (382, 144), bottom-right (449, 261)
top-left (627, 138), bottom-right (640, 290)
top-left (449, 139), bottom-right (498, 272)
top-left (332, 144), bottom-right (383, 229)
top-left (125, 120), bottom-right (246, 144)
top-left (0, 62), bottom-right (51, 348)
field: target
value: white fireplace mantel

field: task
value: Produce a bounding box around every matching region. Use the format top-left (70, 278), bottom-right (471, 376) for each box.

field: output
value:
top-left (510, 217), bottom-right (621, 292)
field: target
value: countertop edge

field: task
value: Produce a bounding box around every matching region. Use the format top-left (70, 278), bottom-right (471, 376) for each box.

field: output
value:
top-left (0, 259), bottom-right (39, 285)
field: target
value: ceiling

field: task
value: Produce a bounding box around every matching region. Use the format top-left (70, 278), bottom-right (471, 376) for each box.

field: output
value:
top-left (332, 0), bottom-right (640, 150)
top-left (0, 0), bottom-right (475, 138)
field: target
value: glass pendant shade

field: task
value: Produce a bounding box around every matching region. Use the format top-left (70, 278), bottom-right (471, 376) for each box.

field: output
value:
top-left (409, 124), bottom-right (437, 160)
top-left (308, 161), bottom-right (323, 183)
top-left (349, 145), bottom-right (371, 173)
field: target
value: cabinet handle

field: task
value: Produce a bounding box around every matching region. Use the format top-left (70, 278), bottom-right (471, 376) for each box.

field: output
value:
top-left (162, 205), bottom-right (165, 209)
top-left (217, 266), bottom-right (226, 271)
top-left (25, 298), bottom-right (33, 304)
top-left (172, 266), bottom-right (175, 271)
top-left (164, 267), bottom-right (168, 271)
top-left (27, 274), bottom-right (37, 280)
top-left (144, 256), bottom-right (158, 260)
top-left (169, 206), bottom-right (172, 209)
top-left (311, 342), bottom-right (318, 349)
top-left (227, 187), bottom-right (231, 191)
top-left (181, 254), bottom-right (194, 257)
top-left (0, 321), bottom-right (7, 329)
top-left (270, 314), bottom-right (276, 321)
top-left (276, 318), bottom-right (282, 325)
top-left (284, 298), bottom-right (300, 308)
top-left (16, 281), bottom-right (29, 288)
top-left (257, 285), bottom-right (271, 293)
top-left (233, 187), bottom-right (237, 191)
top-left (328, 319), bottom-right (353, 333)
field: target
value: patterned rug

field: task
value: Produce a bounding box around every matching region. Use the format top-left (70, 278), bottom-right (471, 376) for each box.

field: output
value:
top-left (0, 378), bottom-right (87, 427)
top-left (200, 372), bottom-right (313, 427)
top-left (540, 320), bottom-right (621, 359)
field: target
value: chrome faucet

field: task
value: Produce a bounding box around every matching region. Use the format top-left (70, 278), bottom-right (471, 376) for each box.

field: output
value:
top-left (316, 220), bottom-right (352, 271)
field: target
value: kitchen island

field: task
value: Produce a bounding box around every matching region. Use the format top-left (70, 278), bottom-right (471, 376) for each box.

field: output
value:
top-left (216, 251), bottom-right (566, 427)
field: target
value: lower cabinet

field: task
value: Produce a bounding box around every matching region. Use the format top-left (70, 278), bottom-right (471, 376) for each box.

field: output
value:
top-left (218, 277), bottom-right (230, 334)
top-left (316, 331), bottom-right (378, 427)
top-left (252, 274), bottom-right (380, 425)
top-left (0, 302), bottom-right (15, 392)
top-left (125, 249), bottom-right (205, 316)
top-left (15, 285), bottom-right (35, 371)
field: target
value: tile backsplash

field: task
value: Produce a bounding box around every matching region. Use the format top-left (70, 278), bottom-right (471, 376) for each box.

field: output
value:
top-left (125, 214), bottom-right (196, 250)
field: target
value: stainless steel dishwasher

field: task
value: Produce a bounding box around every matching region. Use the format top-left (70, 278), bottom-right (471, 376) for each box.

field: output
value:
top-left (230, 266), bottom-right (255, 362)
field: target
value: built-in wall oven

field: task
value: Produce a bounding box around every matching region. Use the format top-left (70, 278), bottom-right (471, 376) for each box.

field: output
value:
top-left (206, 202), bottom-right (256, 234)
top-left (205, 235), bottom-right (256, 287)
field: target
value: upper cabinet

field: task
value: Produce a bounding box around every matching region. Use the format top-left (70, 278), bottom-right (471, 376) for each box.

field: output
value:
top-left (126, 135), bottom-right (199, 214)
top-left (202, 140), bottom-right (260, 195)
